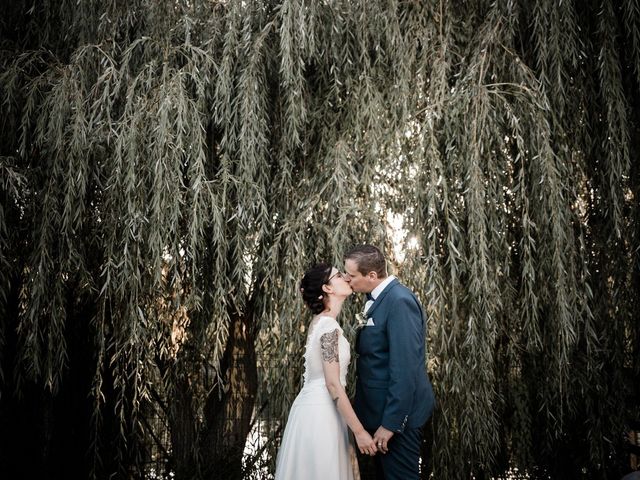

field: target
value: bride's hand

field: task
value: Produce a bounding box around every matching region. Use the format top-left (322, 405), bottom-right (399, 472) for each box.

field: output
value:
top-left (355, 430), bottom-right (377, 456)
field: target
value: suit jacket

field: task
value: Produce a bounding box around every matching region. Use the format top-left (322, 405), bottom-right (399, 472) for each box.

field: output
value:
top-left (354, 278), bottom-right (435, 433)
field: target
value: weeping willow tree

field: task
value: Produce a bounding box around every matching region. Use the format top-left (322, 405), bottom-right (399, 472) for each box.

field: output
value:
top-left (0, 0), bottom-right (638, 479)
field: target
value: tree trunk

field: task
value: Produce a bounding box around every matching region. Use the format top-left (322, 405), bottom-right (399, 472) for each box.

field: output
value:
top-left (200, 312), bottom-right (257, 480)
top-left (167, 372), bottom-right (199, 479)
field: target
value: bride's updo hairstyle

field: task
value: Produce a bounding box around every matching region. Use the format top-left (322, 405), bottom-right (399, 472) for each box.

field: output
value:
top-left (299, 263), bottom-right (332, 314)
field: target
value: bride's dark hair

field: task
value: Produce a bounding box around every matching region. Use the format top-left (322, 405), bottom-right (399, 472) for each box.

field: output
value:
top-left (299, 263), bottom-right (332, 314)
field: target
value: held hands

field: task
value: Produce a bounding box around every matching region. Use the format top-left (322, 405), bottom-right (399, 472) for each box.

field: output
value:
top-left (354, 426), bottom-right (394, 456)
top-left (373, 426), bottom-right (394, 454)
top-left (355, 430), bottom-right (378, 456)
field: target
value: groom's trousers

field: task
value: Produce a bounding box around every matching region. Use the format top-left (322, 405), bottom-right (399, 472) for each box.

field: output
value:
top-left (373, 425), bottom-right (423, 480)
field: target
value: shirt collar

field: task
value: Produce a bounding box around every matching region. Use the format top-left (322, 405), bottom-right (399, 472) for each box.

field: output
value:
top-left (370, 275), bottom-right (396, 300)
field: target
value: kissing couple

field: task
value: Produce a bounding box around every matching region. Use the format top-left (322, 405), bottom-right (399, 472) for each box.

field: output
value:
top-left (274, 245), bottom-right (435, 480)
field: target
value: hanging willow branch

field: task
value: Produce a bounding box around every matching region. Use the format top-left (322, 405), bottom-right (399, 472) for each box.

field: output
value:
top-left (0, 0), bottom-right (638, 479)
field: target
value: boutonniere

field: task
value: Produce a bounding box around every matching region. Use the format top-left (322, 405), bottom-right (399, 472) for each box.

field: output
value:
top-left (355, 311), bottom-right (367, 329)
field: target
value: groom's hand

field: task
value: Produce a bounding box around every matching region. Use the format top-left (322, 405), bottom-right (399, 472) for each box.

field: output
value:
top-left (373, 426), bottom-right (394, 454)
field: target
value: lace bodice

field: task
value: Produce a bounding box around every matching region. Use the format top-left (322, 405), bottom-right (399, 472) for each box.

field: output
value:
top-left (302, 316), bottom-right (351, 387)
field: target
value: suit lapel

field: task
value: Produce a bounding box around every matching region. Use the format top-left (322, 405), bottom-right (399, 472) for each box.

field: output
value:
top-left (366, 278), bottom-right (399, 317)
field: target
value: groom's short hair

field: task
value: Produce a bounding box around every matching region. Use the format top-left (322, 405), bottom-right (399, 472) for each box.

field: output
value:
top-left (344, 245), bottom-right (387, 278)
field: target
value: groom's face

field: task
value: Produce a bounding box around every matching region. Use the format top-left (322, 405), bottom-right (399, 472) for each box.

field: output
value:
top-left (343, 259), bottom-right (374, 293)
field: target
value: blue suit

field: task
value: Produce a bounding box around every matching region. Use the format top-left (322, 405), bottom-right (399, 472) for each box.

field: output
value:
top-left (354, 278), bottom-right (435, 479)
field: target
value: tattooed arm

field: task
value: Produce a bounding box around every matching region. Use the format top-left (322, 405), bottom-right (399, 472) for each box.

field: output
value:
top-left (320, 328), bottom-right (377, 456)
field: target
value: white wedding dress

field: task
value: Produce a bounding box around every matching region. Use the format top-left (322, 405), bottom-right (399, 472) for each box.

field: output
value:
top-left (274, 316), bottom-right (359, 480)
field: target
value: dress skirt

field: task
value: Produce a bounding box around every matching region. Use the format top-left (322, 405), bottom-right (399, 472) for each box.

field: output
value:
top-left (274, 379), bottom-right (359, 480)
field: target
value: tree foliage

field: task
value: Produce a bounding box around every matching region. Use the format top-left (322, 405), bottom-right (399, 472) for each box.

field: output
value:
top-left (0, 1), bottom-right (638, 479)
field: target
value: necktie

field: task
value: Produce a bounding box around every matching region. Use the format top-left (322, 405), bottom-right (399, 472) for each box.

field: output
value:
top-left (366, 292), bottom-right (374, 301)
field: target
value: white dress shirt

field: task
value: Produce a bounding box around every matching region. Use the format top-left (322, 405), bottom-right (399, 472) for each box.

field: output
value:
top-left (364, 275), bottom-right (396, 313)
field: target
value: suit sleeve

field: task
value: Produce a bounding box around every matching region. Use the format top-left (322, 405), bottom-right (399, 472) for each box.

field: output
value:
top-left (380, 294), bottom-right (424, 433)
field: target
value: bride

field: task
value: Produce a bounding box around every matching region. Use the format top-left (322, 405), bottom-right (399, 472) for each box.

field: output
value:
top-left (274, 263), bottom-right (378, 479)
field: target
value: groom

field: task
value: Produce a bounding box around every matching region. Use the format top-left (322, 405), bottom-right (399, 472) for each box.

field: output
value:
top-left (344, 245), bottom-right (435, 480)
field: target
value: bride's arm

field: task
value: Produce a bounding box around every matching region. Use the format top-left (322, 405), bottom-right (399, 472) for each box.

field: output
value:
top-left (320, 328), bottom-right (377, 456)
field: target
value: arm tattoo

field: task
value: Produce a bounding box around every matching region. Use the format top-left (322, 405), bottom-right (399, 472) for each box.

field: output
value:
top-left (320, 328), bottom-right (340, 363)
